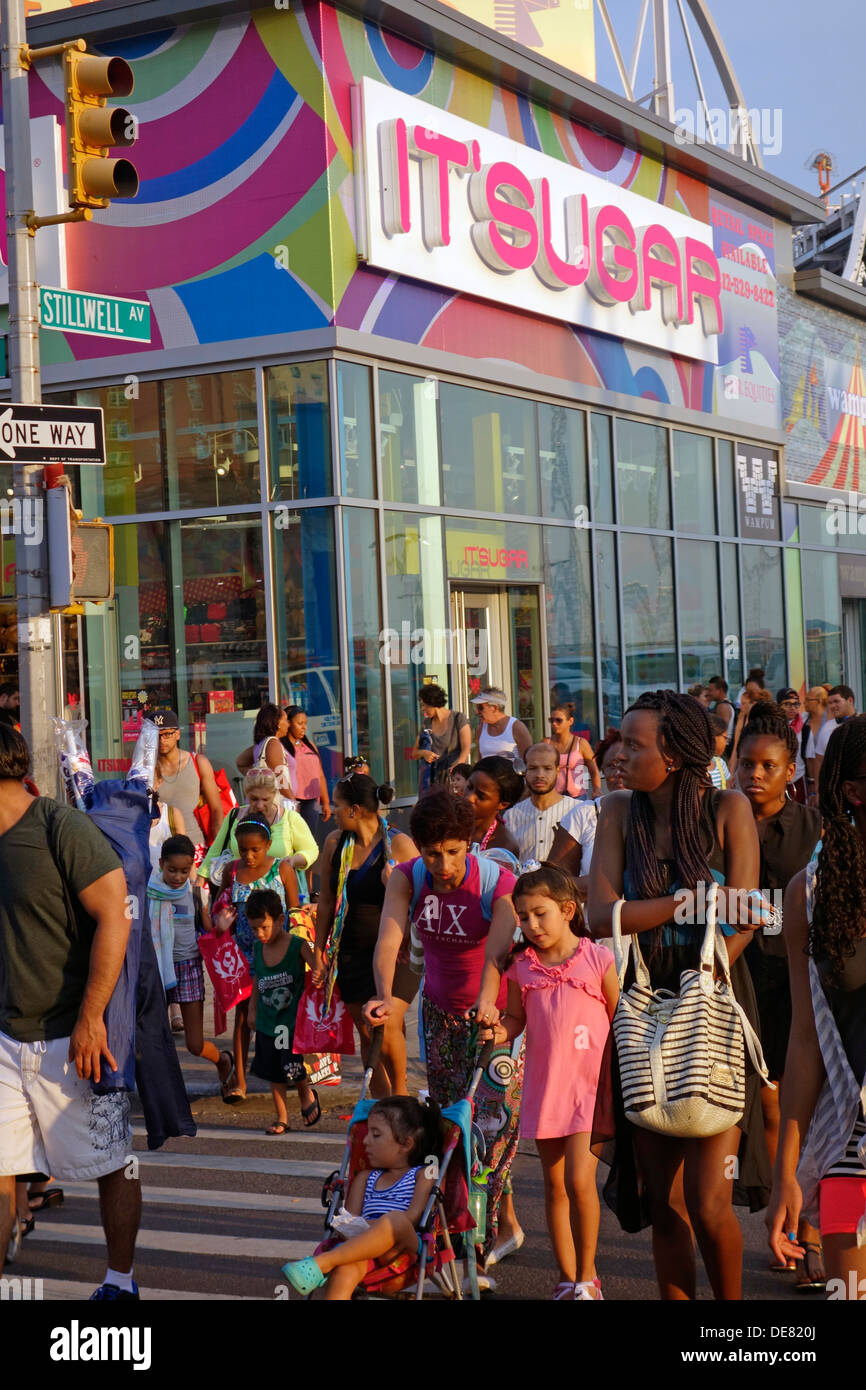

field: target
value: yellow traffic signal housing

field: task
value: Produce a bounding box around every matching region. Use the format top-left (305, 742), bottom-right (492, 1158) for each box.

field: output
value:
top-left (64, 48), bottom-right (138, 210)
top-left (71, 521), bottom-right (114, 603)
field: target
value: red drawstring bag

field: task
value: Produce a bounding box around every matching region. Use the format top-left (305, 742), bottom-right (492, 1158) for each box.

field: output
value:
top-left (293, 978), bottom-right (355, 1054)
top-left (198, 932), bottom-right (253, 1036)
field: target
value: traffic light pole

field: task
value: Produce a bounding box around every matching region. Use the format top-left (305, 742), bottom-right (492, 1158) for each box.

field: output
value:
top-left (1, 0), bottom-right (58, 791)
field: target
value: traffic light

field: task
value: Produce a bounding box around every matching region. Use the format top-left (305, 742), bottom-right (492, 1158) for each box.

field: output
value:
top-left (64, 47), bottom-right (138, 211)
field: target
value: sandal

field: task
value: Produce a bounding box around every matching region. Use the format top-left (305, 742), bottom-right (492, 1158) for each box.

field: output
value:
top-left (218, 1050), bottom-right (235, 1097)
top-left (574, 1278), bottom-right (604, 1301)
top-left (222, 1088), bottom-right (246, 1106)
top-left (552, 1281), bottom-right (574, 1300)
top-left (266, 1121), bottom-right (290, 1136)
top-left (301, 1089), bottom-right (321, 1128)
top-left (795, 1241), bottom-right (826, 1293)
top-left (28, 1188), bottom-right (63, 1213)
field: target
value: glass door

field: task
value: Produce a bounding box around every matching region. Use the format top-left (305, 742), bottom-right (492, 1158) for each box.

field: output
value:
top-left (842, 598), bottom-right (865, 712)
top-left (450, 589), bottom-right (510, 725)
top-left (450, 585), bottom-right (545, 742)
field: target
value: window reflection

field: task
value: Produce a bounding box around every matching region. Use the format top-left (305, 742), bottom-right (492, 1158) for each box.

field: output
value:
top-left (163, 372), bottom-right (259, 511)
top-left (622, 534), bottom-right (676, 703)
top-left (266, 361), bottom-right (331, 500)
top-left (615, 419), bottom-right (670, 529)
top-left (440, 383), bottom-right (538, 514)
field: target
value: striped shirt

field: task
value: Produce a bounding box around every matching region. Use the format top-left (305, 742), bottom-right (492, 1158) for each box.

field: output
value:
top-left (505, 795), bottom-right (578, 865)
top-left (708, 756), bottom-right (730, 789)
top-left (798, 858), bottom-right (866, 1228)
top-left (361, 1166), bottom-right (421, 1221)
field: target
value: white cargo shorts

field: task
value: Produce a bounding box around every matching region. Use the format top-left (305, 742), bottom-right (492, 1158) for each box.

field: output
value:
top-left (0, 1031), bottom-right (131, 1181)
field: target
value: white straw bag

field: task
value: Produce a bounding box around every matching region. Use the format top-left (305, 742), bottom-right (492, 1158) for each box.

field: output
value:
top-left (611, 882), bottom-right (771, 1138)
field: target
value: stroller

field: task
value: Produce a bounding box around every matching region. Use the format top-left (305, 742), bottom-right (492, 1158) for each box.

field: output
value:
top-left (318, 1028), bottom-right (495, 1300)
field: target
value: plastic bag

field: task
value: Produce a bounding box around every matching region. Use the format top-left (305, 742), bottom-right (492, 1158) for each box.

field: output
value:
top-left (52, 717), bottom-right (95, 810)
top-left (293, 978), bottom-right (355, 1054)
top-left (128, 718), bottom-right (159, 791)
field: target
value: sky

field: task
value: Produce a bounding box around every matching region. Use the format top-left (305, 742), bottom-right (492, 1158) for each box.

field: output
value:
top-left (591, 0), bottom-right (865, 200)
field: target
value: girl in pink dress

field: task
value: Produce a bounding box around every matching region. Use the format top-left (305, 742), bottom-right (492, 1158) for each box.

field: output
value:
top-left (481, 865), bottom-right (618, 1300)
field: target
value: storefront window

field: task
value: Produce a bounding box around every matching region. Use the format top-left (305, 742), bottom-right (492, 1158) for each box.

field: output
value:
top-left (717, 439), bottom-right (737, 538)
top-left (785, 549), bottom-right (806, 695)
top-left (622, 534), bottom-right (676, 703)
top-left (799, 502), bottom-right (836, 548)
top-left (444, 515), bottom-right (542, 584)
top-left (0, 463), bottom-right (18, 703)
top-left (384, 511), bottom-right (446, 798)
top-left (539, 404), bottom-right (586, 522)
top-left (590, 413), bottom-right (614, 523)
top-left (742, 545), bottom-right (786, 690)
top-left (343, 508), bottom-right (385, 777)
top-left (77, 382), bottom-right (163, 516)
top-left (164, 370), bottom-right (259, 511)
top-left (615, 419), bottom-right (671, 530)
top-left (380, 371), bottom-right (440, 506)
top-left (337, 362), bottom-right (375, 498)
top-left (273, 507), bottom-right (341, 787)
top-left (721, 543), bottom-right (743, 691)
top-left (266, 361), bottom-right (331, 501)
top-left (440, 384), bottom-right (538, 515)
top-left (595, 529), bottom-right (622, 727)
top-left (801, 549), bottom-right (843, 687)
top-left (544, 526), bottom-right (598, 741)
top-left (673, 432), bottom-right (714, 535)
top-left (678, 540), bottom-right (721, 682)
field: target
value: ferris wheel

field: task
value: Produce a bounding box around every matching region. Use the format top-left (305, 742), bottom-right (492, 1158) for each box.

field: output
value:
top-left (594, 0), bottom-right (762, 167)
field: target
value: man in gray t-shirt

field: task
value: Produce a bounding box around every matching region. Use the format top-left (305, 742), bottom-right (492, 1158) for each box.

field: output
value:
top-left (0, 725), bottom-right (143, 1300)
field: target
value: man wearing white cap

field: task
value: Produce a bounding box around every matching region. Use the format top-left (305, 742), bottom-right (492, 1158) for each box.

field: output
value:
top-left (471, 687), bottom-right (532, 770)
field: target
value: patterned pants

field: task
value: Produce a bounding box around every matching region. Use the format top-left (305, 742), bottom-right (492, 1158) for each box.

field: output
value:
top-left (421, 993), bottom-right (524, 1258)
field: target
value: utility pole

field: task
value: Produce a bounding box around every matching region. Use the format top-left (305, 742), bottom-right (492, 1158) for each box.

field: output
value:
top-left (1, 0), bottom-right (56, 791)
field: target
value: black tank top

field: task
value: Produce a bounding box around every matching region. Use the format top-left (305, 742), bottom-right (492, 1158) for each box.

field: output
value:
top-left (818, 939), bottom-right (866, 1083)
top-left (329, 831), bottom-right (386, 954)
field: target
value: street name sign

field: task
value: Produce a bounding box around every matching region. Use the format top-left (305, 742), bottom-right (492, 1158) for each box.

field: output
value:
top-left (39, 286), bottom-right (151, 342)
top-left (0, 404), bottom-right (105, 464)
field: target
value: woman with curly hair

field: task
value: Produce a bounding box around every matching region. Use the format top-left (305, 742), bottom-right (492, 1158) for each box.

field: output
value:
top-left (588, 690), bottom-right (773, 1301)
top-left (766, 715), bottom-right (866, 1293)
top-left (463, 755), bottom-right (523, 862)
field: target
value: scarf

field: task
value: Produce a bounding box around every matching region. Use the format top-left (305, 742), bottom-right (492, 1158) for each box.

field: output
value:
top-left (146, 868), bottom-right (188, 992)
top-left (324, 818), bottom-right (393, 1009)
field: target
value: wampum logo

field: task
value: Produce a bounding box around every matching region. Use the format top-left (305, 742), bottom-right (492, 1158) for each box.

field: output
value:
top-left (49, 1320), bottom-right (152, 1371)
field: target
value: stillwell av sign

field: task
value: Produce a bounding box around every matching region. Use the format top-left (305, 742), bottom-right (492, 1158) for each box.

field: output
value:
top-left (39, 286), bottom-right (151, 342)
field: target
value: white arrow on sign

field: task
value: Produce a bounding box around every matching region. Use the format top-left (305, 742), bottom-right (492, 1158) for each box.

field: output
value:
top-left (0, 407), bottom-right (97, 460)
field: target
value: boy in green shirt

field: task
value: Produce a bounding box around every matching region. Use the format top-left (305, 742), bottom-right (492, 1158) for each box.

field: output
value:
top-left (247, 889), bottom-right (320, 1133)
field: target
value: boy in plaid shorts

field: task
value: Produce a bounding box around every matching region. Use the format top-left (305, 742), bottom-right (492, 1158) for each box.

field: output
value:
top-left (148, 835), bottom-right (236, 1096)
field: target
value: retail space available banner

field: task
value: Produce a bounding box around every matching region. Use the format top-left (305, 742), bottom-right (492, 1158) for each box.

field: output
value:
top-left (709, 191), bottom-right (780, 432)
top-left (437, 0), bottom-right (596, 82)
top-left (355, 78), bottom-right (723, 365)
top-left (780, 284), bottom-right (866, 492)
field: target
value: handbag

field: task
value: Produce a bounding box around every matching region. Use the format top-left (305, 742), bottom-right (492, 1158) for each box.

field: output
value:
top-left (193, 758), bottom-right (238, 845)
top-left (610, 883), bottom-right (771, 1138)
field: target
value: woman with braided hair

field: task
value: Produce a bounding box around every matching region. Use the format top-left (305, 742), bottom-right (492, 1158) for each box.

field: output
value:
top-left (766, 715), bottom-right (866, 1292)
top-left (735, 702), bottom-right (823, 1288)
top-left (588, 690), bottom-right (774, 1300)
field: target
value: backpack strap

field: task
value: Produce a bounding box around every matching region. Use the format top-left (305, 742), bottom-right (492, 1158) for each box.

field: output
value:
top-left (475, 853), bottom-right (501, 921)
top-left (409, 857), bottom-right (428, 918)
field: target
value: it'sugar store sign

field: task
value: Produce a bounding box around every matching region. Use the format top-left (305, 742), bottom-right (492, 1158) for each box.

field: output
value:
top-left (354, 78), bottom-right (723, 365)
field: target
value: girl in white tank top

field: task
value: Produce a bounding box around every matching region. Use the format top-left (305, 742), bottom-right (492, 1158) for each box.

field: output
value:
top-left (478, 716), bottom-right (523, 768)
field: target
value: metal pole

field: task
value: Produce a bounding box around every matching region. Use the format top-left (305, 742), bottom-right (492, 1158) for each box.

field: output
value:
top-left (1, 0), bottom-right (56, 790)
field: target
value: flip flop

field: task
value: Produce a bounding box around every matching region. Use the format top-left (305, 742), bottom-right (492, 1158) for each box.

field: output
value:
top-left (301, 1089), bottom-right (321, 1128)
top-left (28, 1188), bottom-right (63, 1213)
top-left (266, 1121), bottom-right (290, 1136)
top-left (222, 1088), bottom-right (246, 1106)
top-left (218, 1050), bottom-right (236, 1098)
top-left (795, 1241), bottom-right (826, 1293)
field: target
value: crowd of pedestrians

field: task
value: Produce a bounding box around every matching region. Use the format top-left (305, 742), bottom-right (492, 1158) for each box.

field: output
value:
top-left (1, 677), bottom-right (864, 1305)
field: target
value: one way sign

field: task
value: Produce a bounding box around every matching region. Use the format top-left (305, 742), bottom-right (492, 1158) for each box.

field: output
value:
top-left (0, 403), bottom-right (105, 464)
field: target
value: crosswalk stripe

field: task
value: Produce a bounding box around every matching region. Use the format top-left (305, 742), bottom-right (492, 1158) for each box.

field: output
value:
top-left (132, 1124), bottom-right (346, 1149)
top-left (35, 1278), bottom-right (260, 1302)
top-left (61, 1181), bottom-right (323, 1216)
top-left (26, 1223), bottom-right (313, 1262)
top-left (137, 1152), bottom-right (333, 1178)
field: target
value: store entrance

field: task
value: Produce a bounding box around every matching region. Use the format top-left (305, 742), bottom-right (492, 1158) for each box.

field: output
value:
top-left (842, 598), bottom-right (866, 711)
top-left (449, 585), bottom-right (545, 743)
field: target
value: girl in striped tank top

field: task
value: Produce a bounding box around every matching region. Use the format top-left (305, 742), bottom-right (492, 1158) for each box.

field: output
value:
top-left (282, 1097), bottom-right (443, 1299)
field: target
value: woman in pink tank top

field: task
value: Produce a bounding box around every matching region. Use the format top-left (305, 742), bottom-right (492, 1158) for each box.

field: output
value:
top-left (546, 702), bottom-right (600, 799)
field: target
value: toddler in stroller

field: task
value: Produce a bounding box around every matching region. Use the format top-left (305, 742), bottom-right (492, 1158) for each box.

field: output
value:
top-left (282, 1095), bottom-right (444, 1300)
